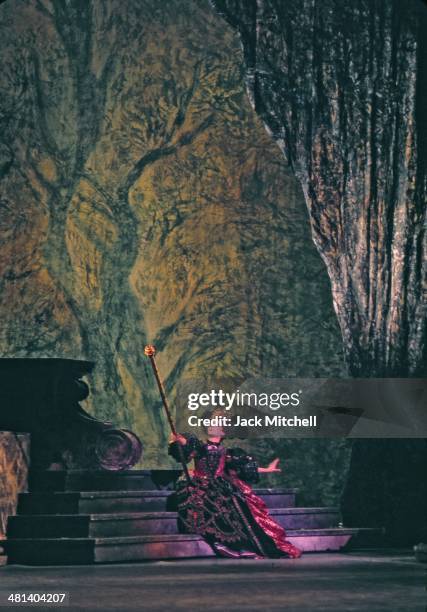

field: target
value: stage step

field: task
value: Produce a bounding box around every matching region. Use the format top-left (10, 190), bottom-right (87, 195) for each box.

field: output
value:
top-left (270, 507), bottom-right (338, 530)
top-left (4, 470), bottom-right (382, 565)
top-left (4, 534), bottom-right (214, 565)
top-left (8, 512), bottom-right (179, 538)
top-left (28, 470), bottom-right (181, 492)
top-left (287, 528), bottom-right (382, 552)
top-left (4, 528), bottom-right (381, 565)
top-left (257, 489), bottom-right (298, 508)
top-left (17, 491), bottom-right (176, 515)
top-left (17, 488), bottom-right (298, 516)
top-left (7, 507), bottom-right (339, 538)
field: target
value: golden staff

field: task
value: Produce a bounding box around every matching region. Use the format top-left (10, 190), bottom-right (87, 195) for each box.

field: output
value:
top-left (144, 345), bottom-right (192, 484)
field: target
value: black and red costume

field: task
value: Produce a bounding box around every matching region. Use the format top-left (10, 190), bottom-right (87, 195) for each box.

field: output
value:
top-left (169, 434), bottom-right (301, 558)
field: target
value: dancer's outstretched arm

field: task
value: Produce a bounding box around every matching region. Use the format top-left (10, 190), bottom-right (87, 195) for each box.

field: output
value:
top-left (258, 457), bottom-right (282, 473)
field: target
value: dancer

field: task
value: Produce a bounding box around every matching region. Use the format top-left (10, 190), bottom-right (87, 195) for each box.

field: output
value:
top-left (144, 344), bottom-right (301, 559)
top-left (168, 417), bottom-right (302, 559)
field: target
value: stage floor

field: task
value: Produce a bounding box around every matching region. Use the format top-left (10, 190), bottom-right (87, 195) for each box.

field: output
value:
top-left (0, 549), bottom-right (424, 611)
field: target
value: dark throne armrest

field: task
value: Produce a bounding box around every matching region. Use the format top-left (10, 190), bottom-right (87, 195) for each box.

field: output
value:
top-left (0, 358), bottom-right (142, 470)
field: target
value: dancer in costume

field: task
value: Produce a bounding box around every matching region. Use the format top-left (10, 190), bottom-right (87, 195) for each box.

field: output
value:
top-left (168, 418), bottom-right (302, 559)
top-left (144, 344), bottom-right (301, 560)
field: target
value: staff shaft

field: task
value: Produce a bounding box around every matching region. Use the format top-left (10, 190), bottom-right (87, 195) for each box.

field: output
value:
top-left (145, 346), bottom-right (192, 484)
top-left (147, 354), bottom-right (177, 435)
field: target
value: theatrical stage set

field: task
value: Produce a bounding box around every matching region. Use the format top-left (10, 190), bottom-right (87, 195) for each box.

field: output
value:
top-left (0, 0), bottom-right (426, 577)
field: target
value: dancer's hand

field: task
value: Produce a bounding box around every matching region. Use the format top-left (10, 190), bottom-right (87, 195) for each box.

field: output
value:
top-left (169, 433), bottom-right (187, 445)
top-left (259, 458), bottom-right (281, 473)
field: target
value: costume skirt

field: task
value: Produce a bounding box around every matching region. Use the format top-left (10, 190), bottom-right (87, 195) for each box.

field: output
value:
top-left (174, 474), bottom-right (301, 558)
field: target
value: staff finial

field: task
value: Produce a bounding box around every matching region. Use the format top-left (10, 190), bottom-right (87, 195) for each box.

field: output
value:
top-left (144, 344), bottom-right (156, 357)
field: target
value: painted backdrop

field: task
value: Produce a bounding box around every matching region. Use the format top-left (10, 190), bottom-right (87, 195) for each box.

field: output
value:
top-left (1, 0), bottom-right (350, 504)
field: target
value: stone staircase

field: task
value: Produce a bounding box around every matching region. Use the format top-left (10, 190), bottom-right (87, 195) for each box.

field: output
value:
top-left (2, 470), bottom-right (381, 564)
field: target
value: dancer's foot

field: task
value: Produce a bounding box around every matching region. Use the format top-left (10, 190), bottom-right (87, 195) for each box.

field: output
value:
top-left (212, 543), bottom-right (243, 558)
top-left (212, 543), bottom-right (259, 559)
top-left (238, 550), bottom-right (260, 559)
